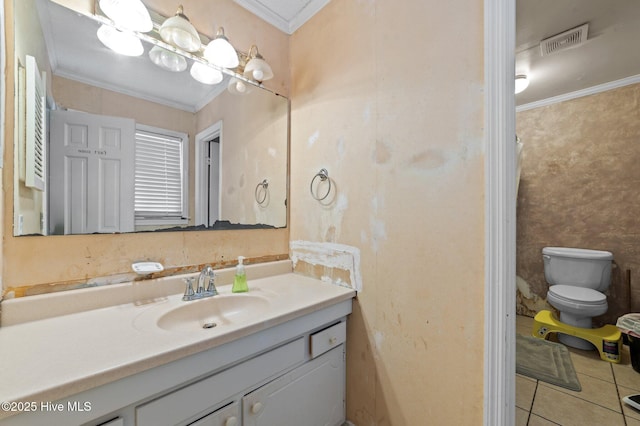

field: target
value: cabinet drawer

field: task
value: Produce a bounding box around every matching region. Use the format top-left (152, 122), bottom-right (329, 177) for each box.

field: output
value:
top-left (310, 321), bottom-right (346, 358)
top-left (136, 338), bottom-right (304, 426)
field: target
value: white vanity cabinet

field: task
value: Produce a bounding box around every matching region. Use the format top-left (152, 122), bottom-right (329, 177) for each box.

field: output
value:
top-left (1, 299), bottom-right (352, 426)
top-left (135, 327), bottom-right (346, 426)
top-left (0, 273), bottom-right (355, 426)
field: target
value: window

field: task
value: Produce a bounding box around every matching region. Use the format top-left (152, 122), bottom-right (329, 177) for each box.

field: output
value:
top-left (134, 124), bottom-right (188, 225)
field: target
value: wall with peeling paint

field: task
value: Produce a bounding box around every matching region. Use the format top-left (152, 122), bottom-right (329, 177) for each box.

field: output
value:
top-left (290, 1), bottom-right (485, 424)
top-left (516, 83), bottom-right (640, 325)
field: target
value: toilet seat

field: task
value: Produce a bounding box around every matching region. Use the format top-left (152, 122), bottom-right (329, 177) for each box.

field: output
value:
top-left (549, 285), bottom-right (606, 304)
top-left (547, 285), bottom-right (607, 315)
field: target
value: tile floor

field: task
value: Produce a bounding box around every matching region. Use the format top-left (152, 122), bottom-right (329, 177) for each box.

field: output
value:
top-left (516, 315), bottom-right (640, 425)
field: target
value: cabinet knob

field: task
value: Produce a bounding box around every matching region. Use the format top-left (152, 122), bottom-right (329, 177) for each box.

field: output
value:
top-left (251, 402), bottom-right (263, 414)
top-left (329, 337), bottom-right (337, 345)
top-left (225, 417), bottom-right (238, 426)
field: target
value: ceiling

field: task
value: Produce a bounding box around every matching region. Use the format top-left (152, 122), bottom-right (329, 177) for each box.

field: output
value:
top-left (516, 0), bottom-right (640, 107)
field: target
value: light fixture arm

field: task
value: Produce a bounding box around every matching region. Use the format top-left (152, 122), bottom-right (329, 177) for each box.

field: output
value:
top-left (174, 5), bottom-right (188, 20)
top-left (215, 27), bottom-right (231, 41)
top-left (248, 44), bottom-right (259, 58)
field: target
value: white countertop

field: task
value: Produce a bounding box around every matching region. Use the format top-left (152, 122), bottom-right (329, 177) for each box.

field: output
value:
top-left (0, 270), bottom-right (355, 420)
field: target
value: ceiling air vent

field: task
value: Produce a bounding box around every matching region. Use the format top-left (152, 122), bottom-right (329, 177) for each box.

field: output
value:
top-left (539, 23), bottom-right (589, 56)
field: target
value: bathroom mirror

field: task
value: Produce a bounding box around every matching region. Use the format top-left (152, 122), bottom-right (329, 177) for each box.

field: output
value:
top-left (12, 0), bottom-right (288, 236)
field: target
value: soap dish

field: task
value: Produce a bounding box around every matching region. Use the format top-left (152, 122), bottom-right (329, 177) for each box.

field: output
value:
top-left (132, 262), bottom-right (164, 275)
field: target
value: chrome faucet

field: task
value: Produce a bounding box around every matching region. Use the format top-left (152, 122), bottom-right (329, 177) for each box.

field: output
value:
top-left (182, 265), bottom-right (218, 301)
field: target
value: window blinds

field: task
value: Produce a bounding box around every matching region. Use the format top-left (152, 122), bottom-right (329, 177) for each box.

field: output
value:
top-left (134, 129), bottom-right (184, 218)
top-left (25, 55), bottom-right (46, 191)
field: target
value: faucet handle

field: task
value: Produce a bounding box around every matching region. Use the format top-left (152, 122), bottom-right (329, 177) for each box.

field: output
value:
top-left (204, 266), bottom-right (217, 295)
top-left (182, 277), bottom-right (195, 301)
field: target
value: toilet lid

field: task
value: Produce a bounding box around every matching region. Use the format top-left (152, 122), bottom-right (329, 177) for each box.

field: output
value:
top-left (548, 285), bottom-right (606, 305)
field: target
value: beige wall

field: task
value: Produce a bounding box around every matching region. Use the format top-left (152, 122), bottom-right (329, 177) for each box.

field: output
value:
top-left (516, 83), bottom-right (640, 325)
top-left (290, 1), bottom-right (485, 424)
top-left (2, 0), bottom-right (290, 296)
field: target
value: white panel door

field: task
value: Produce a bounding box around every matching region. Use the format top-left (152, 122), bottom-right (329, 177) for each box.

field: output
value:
top-left (49, 110), bottom-right (135, 234)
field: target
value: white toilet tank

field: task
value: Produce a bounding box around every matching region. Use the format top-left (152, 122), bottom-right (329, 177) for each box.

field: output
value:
top-left (542, 247), bottom-right (613, 292)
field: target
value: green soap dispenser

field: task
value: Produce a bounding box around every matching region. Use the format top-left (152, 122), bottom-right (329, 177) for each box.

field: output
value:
top-left (232, 256), bottom-right (248, 293)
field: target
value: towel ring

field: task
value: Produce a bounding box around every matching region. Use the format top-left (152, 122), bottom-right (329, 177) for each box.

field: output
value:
top-left (310, 168), bottom-right (331, 201)
top-left (255, 179), bottom-right (268, 205)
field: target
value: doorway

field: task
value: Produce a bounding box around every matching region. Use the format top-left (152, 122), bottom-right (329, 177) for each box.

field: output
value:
top-left (195, 121), bottom-right (222, 227)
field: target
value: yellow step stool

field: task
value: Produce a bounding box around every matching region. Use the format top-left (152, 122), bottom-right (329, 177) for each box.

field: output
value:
top-left (532, 310), bottom-right (622, 363)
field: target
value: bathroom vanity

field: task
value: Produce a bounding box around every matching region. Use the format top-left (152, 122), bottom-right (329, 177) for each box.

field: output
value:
top-left (0, 263), bottom-right (355, 426)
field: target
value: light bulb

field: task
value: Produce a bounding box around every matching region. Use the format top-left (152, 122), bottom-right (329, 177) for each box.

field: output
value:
top-left (243, 53), bottom-right (273, 82)
top-left (236, 81), bottom-right (246, 93)
top-left (252, 69), bottom-right (264, 80)
top-left (515, 75), bottom-right (529, 94)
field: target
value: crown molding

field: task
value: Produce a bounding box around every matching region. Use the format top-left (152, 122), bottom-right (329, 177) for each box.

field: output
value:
top-left (517, 74), bottom-right (640, 112)
top-left (233, 0), bottom-right (330, 34)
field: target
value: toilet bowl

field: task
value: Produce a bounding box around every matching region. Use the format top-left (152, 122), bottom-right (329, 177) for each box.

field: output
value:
top-left (543, 247), bottom-right (613, 350)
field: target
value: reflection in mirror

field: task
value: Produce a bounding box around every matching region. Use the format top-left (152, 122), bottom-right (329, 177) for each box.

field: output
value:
top-left (13, 0), bottom-right (288, 236)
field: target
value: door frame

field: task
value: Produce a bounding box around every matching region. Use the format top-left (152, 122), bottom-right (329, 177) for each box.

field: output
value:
top-left (195, 121), bottom-right (222, 226)
top-left (484, 0), bottom-right (516, 424)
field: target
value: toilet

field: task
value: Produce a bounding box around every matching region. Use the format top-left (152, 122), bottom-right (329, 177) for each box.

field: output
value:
top-left (542, 247), bottom-right (613, 350)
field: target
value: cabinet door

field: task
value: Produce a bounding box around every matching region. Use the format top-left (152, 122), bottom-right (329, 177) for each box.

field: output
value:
top-left (242, 345), bottom-right (345, 426)
top-left (187, 402), bottom-right (240, 426)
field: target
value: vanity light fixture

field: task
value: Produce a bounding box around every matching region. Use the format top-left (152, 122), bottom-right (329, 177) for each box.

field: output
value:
top-left (97, 25), bottom-right (144, 56)
top-left (159, 5), bottom-right (202, 52)
top-left (149, 45), bottom-right (187, 72)
top-left (515, 74), bottom-right (530, 94)
top-left (95, 4), bottom-right (274, 89)
top-left (190, 62), bottom-right (224, 85)
top-left (203, 27), bottom-right (240, 69)
top-left (243, 45), bottom-right (273, 82)
top-left (99, 0), bottom-right (153, 32)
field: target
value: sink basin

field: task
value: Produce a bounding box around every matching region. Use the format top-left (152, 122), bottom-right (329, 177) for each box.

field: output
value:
top-left (156, 294), bottom-right (270, 332)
